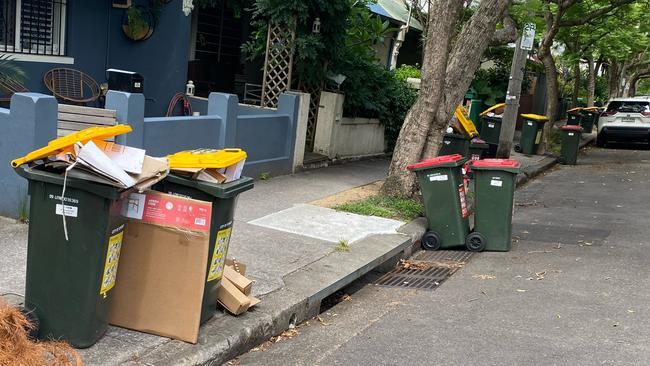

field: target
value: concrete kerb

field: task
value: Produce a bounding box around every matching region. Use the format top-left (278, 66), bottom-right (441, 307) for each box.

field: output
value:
top-left (132, 233), bottom-right (415, 365)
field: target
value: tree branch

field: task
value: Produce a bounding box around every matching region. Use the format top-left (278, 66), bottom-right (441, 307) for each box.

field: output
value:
top-left (558, 0), bottom-right (635, 27)
top-left (490, 11), bottom-right (518, 46)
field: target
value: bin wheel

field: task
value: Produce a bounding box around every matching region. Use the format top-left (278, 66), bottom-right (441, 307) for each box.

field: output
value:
top-left (18, 306), bottom-right (39, 340)
top-left (466, 232), bottom-right (487, 252)
top-left (514, 145), bottom-right (522, 153)
top-left (421, 231), bottom-right (442, 251)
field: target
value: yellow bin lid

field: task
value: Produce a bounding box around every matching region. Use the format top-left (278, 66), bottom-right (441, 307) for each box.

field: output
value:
top-left (520, 113), bottom-right (549, 122)
top-left (11, 125), bottom-right (132, 167)
top-left (479, 103), bottom-right (506, 117)
top-left (567, 107), bottom-right (583, 113)
top-left (168, 148), bottom-right (247, 169)
top-left (454, 106), bottom-right (479, 138)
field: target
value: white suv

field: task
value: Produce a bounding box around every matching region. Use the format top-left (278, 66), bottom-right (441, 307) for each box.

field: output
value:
top-left (597, 96), bottom-right (650, 147)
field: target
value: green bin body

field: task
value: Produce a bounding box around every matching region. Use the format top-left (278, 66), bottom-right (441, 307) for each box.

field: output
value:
top-left (566, 111), bottom-right (582, 125)
top-left (479, 116), bottom-right (503, 145)
top-left (153, 175), bottom-right (253, 323)
top-left (559, 125), bottom-right (583, 165)
top-left (469, 100), bottom-right (484, 131)
top-left (468, 140), bottom-right (489, 161)
top-left (468, 159), bottom-right (520, 252)
top-left (408, 155), bottom-right (470, 250)
top-left (15, 166), bottom-right (131, 348)
top-left (580, 110), bottom-right (599, 133)
top-left (519, 118), bottom-right (547, 155)
top-left (439, 133), bottom-right (470, 157)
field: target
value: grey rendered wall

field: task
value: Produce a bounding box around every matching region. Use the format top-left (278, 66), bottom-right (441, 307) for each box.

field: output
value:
top-left (0, 94), bottom-right (58, 218)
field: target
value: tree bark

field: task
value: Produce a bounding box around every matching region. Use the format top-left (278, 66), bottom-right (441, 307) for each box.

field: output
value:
top-left (572, 62), bottom-right (581, 107)
top-left (383, 0), bottom-right (512, 198)
top-left (382, 0), bottom-right (463, 197)
top-left (586, 55), bottom-right (596, 107)
top-left (607, 60), bottom-right (621, 98)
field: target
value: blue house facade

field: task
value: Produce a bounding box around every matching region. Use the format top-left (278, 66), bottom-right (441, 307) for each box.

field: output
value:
top-left (1, 0), bottom-right (197, 116)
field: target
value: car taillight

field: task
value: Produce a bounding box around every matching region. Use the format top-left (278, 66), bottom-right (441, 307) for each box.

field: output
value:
top-left (601, 111), bottom-right (617, 117)
top-left (642, 112), bottom-right (650, 117)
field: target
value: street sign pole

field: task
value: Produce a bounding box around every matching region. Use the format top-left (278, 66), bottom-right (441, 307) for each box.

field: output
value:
top-left (496, 23), bottom-right (535, 158)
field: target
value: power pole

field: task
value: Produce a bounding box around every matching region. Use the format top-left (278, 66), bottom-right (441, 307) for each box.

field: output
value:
top-left (496, 24), bottom-right (535, 158)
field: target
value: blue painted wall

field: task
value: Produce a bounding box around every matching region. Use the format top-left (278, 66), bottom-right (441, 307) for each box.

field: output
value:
top-left (13, 0), bottom-right (191, 117)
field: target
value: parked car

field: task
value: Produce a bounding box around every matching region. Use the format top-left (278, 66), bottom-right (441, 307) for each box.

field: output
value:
top-left (597, 96), bottom-right (650, 147)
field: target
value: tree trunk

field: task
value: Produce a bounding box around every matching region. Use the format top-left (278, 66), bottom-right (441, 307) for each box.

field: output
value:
top-left (382, 0), bottom-right (463, 197)
top-left (571, 62), bottom-right (581, 107)
top-left (383, 0), bottom-right (512, 198)
top-left (586, 55), bottom-right (596, 107)
top-left (607, 60), bottom-right (621, 98)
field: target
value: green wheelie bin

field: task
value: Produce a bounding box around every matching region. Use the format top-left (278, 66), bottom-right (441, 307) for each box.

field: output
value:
top-left (517, 114), bottom-right (548, 155)
top-left (468, 138), bottom-right (489, 161)
top-left (439, 133), bottom-right (470, 157)
top-left (408, 154), bottom-right (470, 251)
top-left (559, 124), bottom-right (583, 165)
top-left (580, 108), bottom-right (599, 133)
top-left (153, 174), bottom-right (253, 323)
top-left (15, 166), bottom-right (132, 348)
top-left (466, 159), bottom-right (521, 252)
top-left (566, 108), bottom-right (583, 125)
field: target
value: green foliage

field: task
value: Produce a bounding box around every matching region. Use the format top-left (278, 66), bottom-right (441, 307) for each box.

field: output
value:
top-left (637, 79), bottom-right (650, 96)
top-left (258, 172), bottom-right (270, 180)
top-left (394, 64), bottom-right (421, 82)
top-left (333, 195), bottom-right (424, 221)
top-left (334, 239), bottom-right (351, 252)
top-left (0, 54), bottom-right (26, 84)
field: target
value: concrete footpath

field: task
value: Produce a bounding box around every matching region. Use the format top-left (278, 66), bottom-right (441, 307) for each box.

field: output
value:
top-left (0, 133), bottom-right (594, 365)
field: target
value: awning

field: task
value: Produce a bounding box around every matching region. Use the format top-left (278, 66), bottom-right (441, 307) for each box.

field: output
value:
top-left (368, 0), bottom-right (424, 32)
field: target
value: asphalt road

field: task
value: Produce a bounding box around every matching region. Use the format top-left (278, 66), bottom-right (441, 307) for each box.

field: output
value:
top-left (234, 146), bottom-right (650, 366)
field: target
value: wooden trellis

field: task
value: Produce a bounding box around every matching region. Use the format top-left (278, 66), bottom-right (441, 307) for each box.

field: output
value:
top-left (260, 22), bottom-right (296, 108)
top-left (299, 82), bottom-right (324, 152)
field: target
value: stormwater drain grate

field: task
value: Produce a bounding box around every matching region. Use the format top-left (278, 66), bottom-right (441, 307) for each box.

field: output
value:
top-left (375, 267), bottom-right (452, 290)
top-left (374, 251), bottom-right (474, 290)
top-left (411, 250), bottom-right (474, 263)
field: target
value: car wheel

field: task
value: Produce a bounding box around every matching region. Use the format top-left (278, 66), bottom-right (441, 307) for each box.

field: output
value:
top-left (596, 135), bottom-right (607, 148)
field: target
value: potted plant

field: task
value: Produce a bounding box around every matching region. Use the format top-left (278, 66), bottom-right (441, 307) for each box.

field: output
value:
top-left (122, 6), bottom-right (155, 41)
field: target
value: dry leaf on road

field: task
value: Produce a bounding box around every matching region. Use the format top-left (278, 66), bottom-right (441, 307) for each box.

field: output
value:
top-left (472, 274), bottom-right (496, 280)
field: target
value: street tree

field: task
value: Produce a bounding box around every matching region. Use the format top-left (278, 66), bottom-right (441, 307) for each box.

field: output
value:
top-left (383, 0), bottom-right (516, 198)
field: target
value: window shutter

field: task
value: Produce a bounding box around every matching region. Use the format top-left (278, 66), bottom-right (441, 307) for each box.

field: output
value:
top-left (20, 0), bottom-right (54, 53)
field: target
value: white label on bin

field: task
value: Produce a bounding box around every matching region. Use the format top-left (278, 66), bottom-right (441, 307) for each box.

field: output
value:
top-left (488, 123), bottom-right (495, 128)
top-left (429, 174), bottom-right (448, 182)
top-left (568, 132), bottom-right (575, 136)
top-left (55, 204), bottom-right (78, 217)
top-left (527, 121), bottom-right (533, 126)
top-left (490, 179), bottom-right (503, 187)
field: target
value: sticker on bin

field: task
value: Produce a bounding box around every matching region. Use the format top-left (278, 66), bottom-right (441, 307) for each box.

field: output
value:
top-left (100, 228), bottom-right (124, 298)
top-left (527, 121), bottom-right (533, 126)
top-left (490, 178), bottom-right (503, 187)
top-left (123, 191), bottom-right (212, 232)
top-left (458, 184), bottom-right (469, 218)
top-left (488, 123), bottom-right (495, 128)
top-left (207, 226), bottom-right (232, 282)
top-left (568, 132), bottom-right (575, 136)
top-left (429, 174), bottom-right (448, 182)
top-left (55, 204), bottom-right (78, 218)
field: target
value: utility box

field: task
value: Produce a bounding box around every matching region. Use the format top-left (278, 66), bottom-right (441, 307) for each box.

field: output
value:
top-left (107, 68), bottom-right (144, 93)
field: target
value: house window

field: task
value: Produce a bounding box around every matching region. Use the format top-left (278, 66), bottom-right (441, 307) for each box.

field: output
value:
top-left (0, 0), bottom-right (67, 56)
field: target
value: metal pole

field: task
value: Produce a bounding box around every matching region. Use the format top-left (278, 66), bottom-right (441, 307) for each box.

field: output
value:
top-left (496, 36), bottom-right (529, 158)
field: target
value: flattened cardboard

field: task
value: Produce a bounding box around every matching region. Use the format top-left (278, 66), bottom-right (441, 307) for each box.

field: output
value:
top-left (217, 277), bottom-right (251, 315)
top-left (224, 266), bottom-right (252, 296)
top-left (109, 221), bottom-right (209, 343)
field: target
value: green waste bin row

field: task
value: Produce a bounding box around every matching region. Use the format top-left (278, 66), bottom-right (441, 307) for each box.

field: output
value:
top-left (438, 133), bottom-right (489, 160)
top-left (14, 162), bottom-right (253, 348)
top-left (408, 155), bottom-right (520, 252)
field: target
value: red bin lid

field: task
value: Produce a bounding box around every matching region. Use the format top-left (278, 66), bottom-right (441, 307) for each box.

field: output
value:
top-left (560, 124), bottom-right (583, 131)
top-left (471, 159), bottom-right (521, 170)
top-left (407, 154), bottom-right (465, 170)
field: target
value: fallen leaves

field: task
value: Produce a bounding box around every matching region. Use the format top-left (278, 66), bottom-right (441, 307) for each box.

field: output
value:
top-left (472, 274), bottom-right (496, 280)
top-left (250, 328), bottom-right (301, 352)
top-left (399, 259), bottom-right (466, 271)
top-left (316, 315), bottom-right (331, 326)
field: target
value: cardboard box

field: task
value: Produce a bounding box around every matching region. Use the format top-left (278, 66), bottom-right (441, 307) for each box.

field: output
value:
top-left (109, 191), bottom-right (212, 344)
top-left (224, 266), bottom-right (252, 296)
top-left (217, 277), bottom-right (260, 316)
